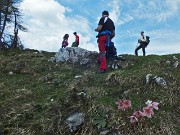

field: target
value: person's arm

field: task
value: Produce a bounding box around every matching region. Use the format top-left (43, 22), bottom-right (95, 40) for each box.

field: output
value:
top-left (111, 30), bottom-right (115, 39)
top-left (95, 17), bottom-right (104, 32)
top-left (95, 25), bottom-right (103, 32)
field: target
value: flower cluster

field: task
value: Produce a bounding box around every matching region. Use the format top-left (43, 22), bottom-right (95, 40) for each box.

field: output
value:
top-left (115, 99), bottom-right (159, 124)
top-left (130, 100), bottom-right (159, 123)
top-left (115, 100), bottom-right (131, 111)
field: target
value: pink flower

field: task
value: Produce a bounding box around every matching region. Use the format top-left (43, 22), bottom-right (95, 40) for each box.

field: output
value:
top-left (143, 107), bottom-right (154, 118)
top-left (130, 116), bottom-right (138, 123)
top-left (116, 100), bottom-right (131, 110)
top-left (145, 100), bottom-right (152, 106)
top-left (115, 100), bottom-right (124, 110)
top-left (123, 100), bottom-right (131, 109)
top-left (151, 102), bottom-right (159, 110)
top-left (146, 100), bottom-right (159, 110)
top-left (133, 111), bottom-right (145, 118)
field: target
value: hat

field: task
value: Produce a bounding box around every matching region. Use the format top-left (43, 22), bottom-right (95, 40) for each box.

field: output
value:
top-left (102, 10), bottom-right (109, 15)
top-left (73, 32), bottom-right (77, 35)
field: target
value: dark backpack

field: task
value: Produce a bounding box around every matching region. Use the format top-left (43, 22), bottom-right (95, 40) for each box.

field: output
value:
top-left (146, 36), bottom-right (150, 45)
top-left (106, 42), bottom-right (117, 59)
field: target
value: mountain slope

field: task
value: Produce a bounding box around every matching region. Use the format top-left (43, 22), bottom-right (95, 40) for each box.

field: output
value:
top-left (0, 49), bottom-right (179, 135)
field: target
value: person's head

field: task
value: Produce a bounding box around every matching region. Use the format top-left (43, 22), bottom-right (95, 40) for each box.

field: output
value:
top-left (102, 10), bottom-right (109, 17)
top-left (141, 31), bottom-right (144, 35)
top-left (64, 34), bottom-right (69, 39)
top-left (73, 32), bottom-right (77, 35)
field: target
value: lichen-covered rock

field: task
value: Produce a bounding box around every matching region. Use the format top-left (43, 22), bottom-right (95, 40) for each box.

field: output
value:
top-left (145, 74), bottom-right (168, 88)
top-left (154, 76), bottom-right (167, 88)
top-left (146, 74), bottom-right (153, 84)
top-left (54, 47), bottom-right (98, 65)
top-left (174, 61), bottom-right (179, 68)
top-left (66, 112), bottom-right (84, 132)
top-left (173, 56), bottom-right (178, 60)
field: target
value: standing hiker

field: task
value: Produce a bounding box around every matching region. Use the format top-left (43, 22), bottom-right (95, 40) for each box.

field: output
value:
top-left (95, 10), bottom-right (115, 73)
top-left (62, 34), bottom-right (69, 48)
top-left (135, 31), bottom-right (148, 56)
top-left (72, 32), bottom-right (79, 47)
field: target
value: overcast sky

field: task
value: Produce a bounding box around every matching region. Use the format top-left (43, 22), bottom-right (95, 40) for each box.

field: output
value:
top-left (18, 0), bottom-right (180, 55)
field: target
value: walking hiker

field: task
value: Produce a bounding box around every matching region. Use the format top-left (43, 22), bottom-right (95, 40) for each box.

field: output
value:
top-left (62, 34), bottom-right (69, 48)
top-left (135, 31), bottom-right (148, 56)
top-left (71, 32), bottom-right (79, 47)
top-left (95, 10), bottom-right (115, 73)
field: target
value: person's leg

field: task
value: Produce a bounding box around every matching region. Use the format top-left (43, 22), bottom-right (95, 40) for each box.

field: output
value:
top-left (71, 42), bottom-right (76, 47)
top-left (98, 35), bottom-right (107, 71)
top-left (141, 42), bottom-right (146, 56)
top-left (135, 45), bottom-right (142, 56)
top-left (74, 42), bottom-right (78, 47)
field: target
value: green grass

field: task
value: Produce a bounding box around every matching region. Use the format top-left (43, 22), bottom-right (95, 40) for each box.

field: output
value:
top-left (0, 49), bottom-right (179, 135)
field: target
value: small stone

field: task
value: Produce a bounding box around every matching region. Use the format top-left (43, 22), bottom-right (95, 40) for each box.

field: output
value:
top-left (111, 64), bottom-right (115, 69)
top-left (165, 61), bottom-right (171, 65)
top-left (77, 92), bottom-right (86, 96)
top-left (99, 128), bottom-right (109, 135)
top-left (174, 61), bottom-right (179, 68)
top-left (39, 50), bottom-right (43, 53)
top-left (8, 71), bottom-right (13, 75)
top-left (146, 74), bottom-right (153, 84)
top-left (48, 57), bottom-right (56, 62)
top-left (74, 75), bottom-right (82, 79)
top-left (115, 64), bottom-right (118, 69)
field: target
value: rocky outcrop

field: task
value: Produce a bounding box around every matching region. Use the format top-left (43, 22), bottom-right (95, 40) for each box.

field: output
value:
top-left (50, 47), bottom-right (98, 65)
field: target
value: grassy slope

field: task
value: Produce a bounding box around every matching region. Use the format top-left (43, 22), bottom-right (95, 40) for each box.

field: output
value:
top-left (0, 49), bottom-right (179, 135)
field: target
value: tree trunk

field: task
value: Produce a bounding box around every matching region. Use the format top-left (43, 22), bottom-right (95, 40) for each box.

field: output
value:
top-left (13, 10), bottom-right (18, 48)
top-left (0, 10), bottom-right (2, 47)
top-left (0, 0), bottom-right (10, 44)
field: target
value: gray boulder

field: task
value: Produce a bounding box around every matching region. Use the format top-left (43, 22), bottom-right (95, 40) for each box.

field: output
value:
top-left (154, 76), bottom-right (167, 88)
top-left (145, 74), bottom-right (167, 88)
top-left (66, 112), bottom-right (84, 132)
top-left (54, 47), bottom-right (98, 65)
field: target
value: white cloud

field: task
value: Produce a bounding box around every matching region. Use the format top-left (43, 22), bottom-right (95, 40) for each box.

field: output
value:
top-left (19, 0), bottom-right (98, 52)
top-left (118, 0), bottom-right (180, 23)
top-left (108, 0), bottom-right (121, 24)
top-left (147, 42), bottom-right (180, 55)
top-left (166, 0), bottom-right (180, 12)
top-left (144, 29), bottom-right (180, 55)
top-left (118, 14), bottom-right (134, 25)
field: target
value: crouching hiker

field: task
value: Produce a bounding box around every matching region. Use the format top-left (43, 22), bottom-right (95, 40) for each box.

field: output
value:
top-left (135, 31), bottom-right (149, 56)
top-left (95, 10), bottom-right (115, 73)
top-left (71, 32), bottom-right (79, 47)
top-left (62, 34), bottom-right (69, 48)
top-left (106, 41), bottom-right (117, 60)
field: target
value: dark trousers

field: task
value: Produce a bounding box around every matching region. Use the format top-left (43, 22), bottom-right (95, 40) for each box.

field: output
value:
top-left (135, 42), bottom-right (147, 56)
